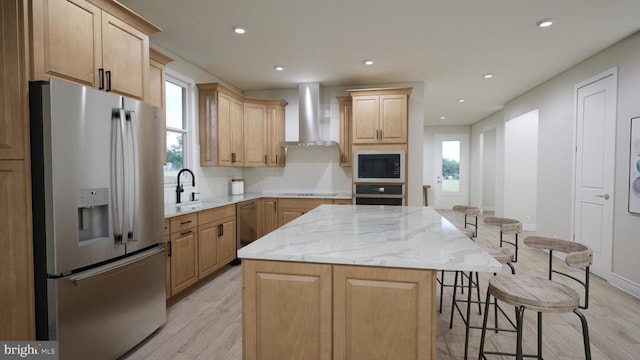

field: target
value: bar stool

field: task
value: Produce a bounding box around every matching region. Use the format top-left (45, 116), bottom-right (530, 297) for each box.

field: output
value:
top-left (452, 205), bottom-right (479, 237)
top-left (478, 237), bottom-right (592, 360)
top-left (449, 245), bottom-right (515, 360)
top-left (437, 206), bottom-right (478, 313)
top-left (484, 217), bottom-right (521, 262)
top-left (437, 228), bottom-right (473, 312)
top-left (423, 185), bottom-right (431, 206)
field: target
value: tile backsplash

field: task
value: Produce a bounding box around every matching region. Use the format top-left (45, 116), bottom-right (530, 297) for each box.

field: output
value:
top-left (244, 147), bottom-right (352, 194)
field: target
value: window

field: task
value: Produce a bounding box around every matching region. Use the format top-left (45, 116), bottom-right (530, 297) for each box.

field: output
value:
top-left (164, 77), bottom-right (189, 183)
top-left (441, 140), bottom-right (460, 192)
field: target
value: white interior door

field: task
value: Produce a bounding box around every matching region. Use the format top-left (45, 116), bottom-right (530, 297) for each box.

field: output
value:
top-left (574, 70), bottom-right (617, 280)
top-left (433, 134), bottom-right (469, 209)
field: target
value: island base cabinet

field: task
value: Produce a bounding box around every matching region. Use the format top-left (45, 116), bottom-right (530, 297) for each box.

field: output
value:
top-left (242, 260), bottom-right (437, 360)
top-left (333, 265), bottom-right (436, 360)
top-left (242, 260), bottom-right (332, 360)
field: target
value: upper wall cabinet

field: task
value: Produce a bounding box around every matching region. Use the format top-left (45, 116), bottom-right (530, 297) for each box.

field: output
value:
top-left (148, 48), bottom-right (173, 164)
top-left (348, 87), bottom-right (412, 145)
top-left (197, 83), bottom-right (287, 167)
top-left (198, 83), bottom-right (245, 167)
top-left (266, 100), bottom-right (287, 167)
top-left (30, 0), bottom-right (160, 101)
top-left (336, 96), bottom-right (352, 167)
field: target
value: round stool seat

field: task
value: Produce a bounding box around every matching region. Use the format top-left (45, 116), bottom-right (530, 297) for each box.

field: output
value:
top-left (488, 274), bottom-right (580, 313)
top-left (453, 205), bottom-right (479, 216)
top-left (481, 245), bottom-right (514, 264)
top-left (484, 216), bottom-right (521, 233)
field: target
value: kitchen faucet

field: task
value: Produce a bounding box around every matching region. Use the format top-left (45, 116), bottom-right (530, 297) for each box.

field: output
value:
top-left (176, 168), bottom-right (195, 204)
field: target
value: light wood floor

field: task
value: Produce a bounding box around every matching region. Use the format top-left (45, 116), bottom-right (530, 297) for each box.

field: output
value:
top-left (122, 210), bottom-right (640, 359)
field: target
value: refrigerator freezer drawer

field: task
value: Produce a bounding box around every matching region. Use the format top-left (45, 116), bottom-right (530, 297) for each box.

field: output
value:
top-left (48, 246), bottom-right (166, 360)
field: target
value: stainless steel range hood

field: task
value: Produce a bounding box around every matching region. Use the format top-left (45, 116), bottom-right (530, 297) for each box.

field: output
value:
top-left (280, 83), bottom-right (339, 147)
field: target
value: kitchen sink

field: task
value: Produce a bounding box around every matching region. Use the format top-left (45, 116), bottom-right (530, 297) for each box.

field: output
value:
top-left (175, 201), bottom-right (204, 210)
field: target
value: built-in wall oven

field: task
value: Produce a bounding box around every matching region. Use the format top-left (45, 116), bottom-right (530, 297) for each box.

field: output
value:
top-left (354, 184), bottom-right (405, 206)
top-left (353, 150), bottom-right (406, 205)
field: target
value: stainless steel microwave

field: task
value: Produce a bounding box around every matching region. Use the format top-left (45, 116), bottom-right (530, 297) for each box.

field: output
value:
top-left (353, 150), bottom-right (405, 183)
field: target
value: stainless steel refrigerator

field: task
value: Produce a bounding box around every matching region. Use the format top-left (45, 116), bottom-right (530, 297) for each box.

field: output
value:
top-left (30, 79), bottom-right (166, 359)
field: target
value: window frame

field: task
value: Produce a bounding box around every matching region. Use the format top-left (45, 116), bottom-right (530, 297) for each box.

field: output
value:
top-left (164, 75), bottom-right (191, 185)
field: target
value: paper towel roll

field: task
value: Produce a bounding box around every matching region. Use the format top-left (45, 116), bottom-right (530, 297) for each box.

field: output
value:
top-left (231, 179), bottom-right (244, 195)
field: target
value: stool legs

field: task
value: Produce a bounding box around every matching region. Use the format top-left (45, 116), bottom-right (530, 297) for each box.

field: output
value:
top-left (499, 232), bottom-right (519, 262)
top-left (478, 291), bottom-right (492, 360)
top-left (574, 309), bottom-right (592, 360)
top-left (479, 296), bottom-right (592, 360)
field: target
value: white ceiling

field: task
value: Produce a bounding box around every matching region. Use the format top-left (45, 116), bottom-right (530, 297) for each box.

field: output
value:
top-left (119, 0), bottom-right (640, 126)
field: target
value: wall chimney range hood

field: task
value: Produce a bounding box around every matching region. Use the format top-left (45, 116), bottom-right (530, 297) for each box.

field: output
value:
top-left (280, 83), bottom-right (338, 148)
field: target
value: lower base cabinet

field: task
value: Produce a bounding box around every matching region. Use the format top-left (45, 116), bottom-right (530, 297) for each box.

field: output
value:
top-left (242, 260), bottom-right (436, 360)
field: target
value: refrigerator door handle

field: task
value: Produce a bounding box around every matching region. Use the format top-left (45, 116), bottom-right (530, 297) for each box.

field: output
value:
top-left (111, 108), bottom-right (127, 243)
top-left (125, 110), bottom-right (139, 242)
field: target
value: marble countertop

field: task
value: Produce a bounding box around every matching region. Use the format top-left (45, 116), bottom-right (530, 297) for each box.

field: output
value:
top-left (164, 192), bottom-right (352, 218)
top-left (237, 204), bottom-right (503, 272)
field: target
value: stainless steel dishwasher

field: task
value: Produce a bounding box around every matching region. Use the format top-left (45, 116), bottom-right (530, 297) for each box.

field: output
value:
top-left (237, 199), bottom-right (258, 250)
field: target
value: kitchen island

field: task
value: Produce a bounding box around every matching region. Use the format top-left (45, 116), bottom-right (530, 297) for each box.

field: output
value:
top-left (237, 205), bottom-right (502, 360)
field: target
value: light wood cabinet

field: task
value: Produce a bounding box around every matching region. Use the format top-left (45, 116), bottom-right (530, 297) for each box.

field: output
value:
top-left (198, 83), bottom-right (287, 167)
top-left (266, 100), bottom-right (287, 167)
top-left (243, 260), bottom-right (333, 360)
top-left (148, 48), bottom-right (172, 164)
top-left (0, 160), bottom-right (33, 340)
top-left (197, 205), bottom-right (236, 279)
top-left (31, 0), bottom-right (159, 101)
top-left (168, 214), bottom-right (198, 296)
top-left (337, 96), bottom-right (352, 166)
top-left (198, 83), bottom-right (244, 166)
top-left (163, 219), bottom-right (170, 299)
top-left (243, 101), bottom-right (268, 167)
top-left (277, 198), bottom-right (332, 226)
top-left (333, 198), bottom-right (353, 205)
top-left (333, 265), bottom-right (436, 360)
top-left (259, 198), bottom-right (279, 237)
top-left (348, 87), bottom-right (412, 145)
top-left (243, 260), bottom-right (436, 360)
top-left (0, 0), bottom-right (34, 340)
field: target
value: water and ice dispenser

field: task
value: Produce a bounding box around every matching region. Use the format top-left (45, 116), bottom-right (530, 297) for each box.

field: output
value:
top-left (77, 188), bottom-right (109, 242)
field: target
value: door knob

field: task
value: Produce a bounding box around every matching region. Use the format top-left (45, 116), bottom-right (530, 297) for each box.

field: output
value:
top-left (596, 193), bottom-right (610, 200)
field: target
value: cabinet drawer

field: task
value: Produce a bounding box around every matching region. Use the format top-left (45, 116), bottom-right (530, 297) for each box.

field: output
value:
top-left (170, 213), bottom-right (198, 233)
top-left (278, 198), bottom-right (330, 209)
top-left (198, 204), bottom-right (236, 225)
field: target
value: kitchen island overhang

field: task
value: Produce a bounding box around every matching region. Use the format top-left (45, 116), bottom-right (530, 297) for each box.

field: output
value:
top-left (238, 205), bottom-right (503, 360)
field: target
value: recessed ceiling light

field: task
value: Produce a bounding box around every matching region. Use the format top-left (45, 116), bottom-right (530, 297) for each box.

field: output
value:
top-left (536, 19), bottom-right (555, 28)
top-left (440, 116), bottom-right (446, 120)
top-left (363, 59), bottom-right (374, 66)
top-left (483, 73), bottom-right (493, 79)
top-left (458, 99), bottom-right (465, 103)
top-left (274, 66), bottom-right (285, 71)
top-left (232, 25), bottom-right (246, 34)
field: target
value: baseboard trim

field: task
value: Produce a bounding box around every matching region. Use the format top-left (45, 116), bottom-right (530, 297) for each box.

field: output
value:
top-left (523, 223), bottom-right (536, 232)
top-left (610, 272), bottom-right (640, 299)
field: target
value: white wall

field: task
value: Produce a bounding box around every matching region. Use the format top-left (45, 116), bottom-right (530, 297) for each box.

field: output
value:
top-left (504, 110), bottom-right (538, 230)
top-left (470, 111), bottom-right (505, 215)
top-left (470, 31), bottom-right (640, 297)
top-left (481, 128), bottom-right (496, 211)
